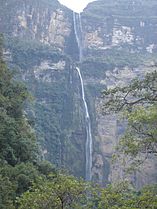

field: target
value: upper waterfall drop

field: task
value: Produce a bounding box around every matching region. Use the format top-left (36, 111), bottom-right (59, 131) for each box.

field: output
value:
top-left (73, 12), bottom-right (83, 61)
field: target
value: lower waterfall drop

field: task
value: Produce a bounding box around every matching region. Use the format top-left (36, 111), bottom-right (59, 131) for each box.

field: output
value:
top-left (76, 67), bottom-right (93, 181)
top-left (73, 12), bottom-right (93, 181)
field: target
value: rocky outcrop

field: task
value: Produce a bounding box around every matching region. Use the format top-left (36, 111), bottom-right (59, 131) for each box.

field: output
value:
top-left (82, 0), bottom-right (157, 53)
top-left (0, 0), bottom-right (72, 49)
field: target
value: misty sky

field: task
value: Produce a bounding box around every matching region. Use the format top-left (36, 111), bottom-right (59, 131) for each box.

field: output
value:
top-left (58, 0), bottom-right (95, 13)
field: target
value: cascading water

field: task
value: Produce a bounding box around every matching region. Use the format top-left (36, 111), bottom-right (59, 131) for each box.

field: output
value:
top-left (76, 67), bottom-right (93, 181)
top-left (73, 13), bottom-right (83, 61)
top-left (73, 12), bottom-right (93, 181)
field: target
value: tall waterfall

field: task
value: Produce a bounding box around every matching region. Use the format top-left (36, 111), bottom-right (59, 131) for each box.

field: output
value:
top-left (73, 12), bottom-right (93, 181)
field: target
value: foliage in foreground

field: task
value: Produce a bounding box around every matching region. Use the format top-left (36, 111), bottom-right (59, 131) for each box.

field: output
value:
top-left (18, 174), bottom-right (87, 209)
top-left (18, 179), bottom-right (157, 209)
top-left (102, 70), bottom-right (157, 167)
top-left (0, 36), bottom-right (55, 208)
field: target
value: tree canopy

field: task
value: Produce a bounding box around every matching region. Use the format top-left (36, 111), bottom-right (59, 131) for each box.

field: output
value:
top-left (102, 69), bottom-right (157, 168)
top-left (0, 36), bottom-right (38, 166)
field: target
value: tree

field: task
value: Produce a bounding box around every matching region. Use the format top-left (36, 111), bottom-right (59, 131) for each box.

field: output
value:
top-left (102, 70), bottom-right (157, 165)
top-left (98, 182), bottom-right (157, 209)
top-left (102, 71), bottom-right (157, 114)
top-left (0, 35), bottom-right (38, 165)
top-left (0, 162), bottom-right (42, 197)
top-left (18, 174), bottom-right (87, 209)
top-left (0, 35), bottom-right (40, 207)
top-left (0, 175), bottom-right (15, 209)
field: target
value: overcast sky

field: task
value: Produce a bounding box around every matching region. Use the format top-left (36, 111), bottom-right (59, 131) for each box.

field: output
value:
top-left (58, 0), bottom-right (95, 13)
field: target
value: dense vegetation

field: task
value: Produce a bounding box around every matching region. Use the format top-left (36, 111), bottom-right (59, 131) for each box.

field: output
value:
top-left (5, 36), bottom-right (71, 165)
top-left (0, 35), bottom-right (85, 208)
top-left (0, 38), bottom-right (38, 166)
top-left (4, 34), bottom-right (87, 177)
top-left (0, 35), bottom-right (54, 207)
top-left (1, 34), bottom-right (157, 208)
top-left (5, 37), bottom-right (64, 70)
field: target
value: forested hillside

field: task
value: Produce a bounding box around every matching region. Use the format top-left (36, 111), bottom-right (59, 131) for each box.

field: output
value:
top-left (0, 0), bottom-right (157, 206)
top-left (0, 34), bottom-right (157, 207)
top-left (0, 0), bottom-right (157, 201)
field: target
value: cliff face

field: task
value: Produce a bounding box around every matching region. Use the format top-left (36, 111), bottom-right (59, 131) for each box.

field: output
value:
top-left (0, 0), bottom-right (71, 48)
top-left (80, 0), bottom-right (157, 185)
top-left (2, 0), bottom-right (157, 50)
top-left (82, 0), bottom-right (157, 52)
top-left (1, 0), bottom-right (86, 177)
top-left (1, 0), bottom-right (157, 185)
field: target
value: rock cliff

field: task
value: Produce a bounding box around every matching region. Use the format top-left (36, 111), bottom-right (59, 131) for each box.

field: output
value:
top-left (1, 0), bottom-right (157, 185)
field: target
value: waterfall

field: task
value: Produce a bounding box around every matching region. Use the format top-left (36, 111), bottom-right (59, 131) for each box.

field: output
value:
top-left (73, 12), bottom-right (93, 181)
top-left (76, 67), bottom-right (93, 181)
top-left (73, 12), bottom-right (83, 61)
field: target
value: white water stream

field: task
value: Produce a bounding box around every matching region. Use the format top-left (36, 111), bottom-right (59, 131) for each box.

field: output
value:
top-left (73, 12), bottom-right (93, 181)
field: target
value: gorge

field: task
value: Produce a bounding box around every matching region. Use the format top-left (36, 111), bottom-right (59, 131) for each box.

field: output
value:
top-left (1, 0), bottom-right (157, 187)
